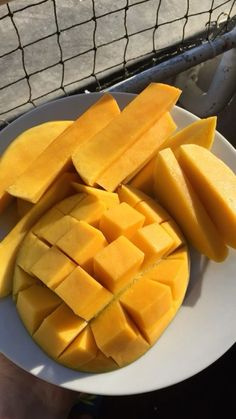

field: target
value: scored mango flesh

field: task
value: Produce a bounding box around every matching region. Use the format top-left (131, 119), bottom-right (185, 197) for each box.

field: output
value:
top-left (13, 186), bottom-right (189, 372)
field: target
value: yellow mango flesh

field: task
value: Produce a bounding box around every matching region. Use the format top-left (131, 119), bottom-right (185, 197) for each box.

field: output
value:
top-left (154, 148), bottom-right (228, 262)
top-left (33, 303), bottom-right (87, 358)
top-left (93, 236), bottom-right (144, 293)
top-left (31, 246), bottom-right (76, 289)
top-left (7, 94), bottom-right (120, 203)
top-left (96, 112), bottom-right (176, 191)
top-left (178, 144), bottom-right (236, 248)
top-left (0, 121), bottom-right (72, 213)
top-left (17, 285), bottom-right (61, 334)
top-left (129, 159), bottom-right (155, 196)
top-left (72, 183), bottom-right (119, 209)
top-left (72, 83), bottom-right (181, 186)
top-left (54, 266), bottom-right (112, 320)
top-left (13, 188), bottom-right (189, 372)
top-left (129, 116), bottom-right (216, 196)
top-left (161, 116), bottom-right (216, 158)
top-left (99, 202), bottom-right (145, 241)
top-left (0, 172), bottom-right (79, 297)
top-left (12, 266), bottom-right (39, 300)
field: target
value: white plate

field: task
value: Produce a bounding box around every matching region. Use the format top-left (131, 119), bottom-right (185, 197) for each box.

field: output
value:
top-left (0, 93), bottom-right (235, 396)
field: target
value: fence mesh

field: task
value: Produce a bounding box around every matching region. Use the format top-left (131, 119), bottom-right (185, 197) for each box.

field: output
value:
top-left (0, 0), bottom-right (235, 126)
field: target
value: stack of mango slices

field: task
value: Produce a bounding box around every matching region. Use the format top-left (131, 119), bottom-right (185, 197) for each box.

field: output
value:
top-left (0, 83), bottom-right (235, 372)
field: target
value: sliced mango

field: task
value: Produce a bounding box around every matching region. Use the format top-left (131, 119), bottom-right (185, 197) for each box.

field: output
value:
top-left (12, 174), bottom-right (190, 372)
top-left (120, 278), bottom-right (172, 331)
top-left (70, 195), bottom-right (106, 227)
top-left (93, 236), bottom-right (144, 293)
top-left (33, 303), bottom-right (87, 358)
top-left (96, 112), bottom-right (176, 191)
top-left (129, 159), bottom-right (155, 196)
top-left (99, 202), bottom-right (145, 242)
top-left (154, 148), bottom-right (228, 261)
top-left (7, 95), bottom-right (120, 203)
top-left (73, 84), bottom-right (181, 186)
top-left (17, 285), bottom-right (61, 334)
top-left (59, 326), bottom-right (98, 369)
top-left (31, 246), bottom-right (76, 289)
top-left (0, 121), bottom-right (72, 213)
top-left (72, 183), bottom-right (120, 209)
top-left (131, 223), bottom-right (175, 266)
top-left (129, 116), bottom-right (216, 196)
top-left (56, 221), bottom-right (107, 273)
top-left (161, 116), bottom-right (216, 157)
top-left (178, 144), bottom-right (236, 248)
top-left (0, 172), bottom-right (78, 297)
top-left (54, 266), bottom-right (112, 320)
top-left (13, 266), bottom-right (39, 300)
top-left (91, 301), bottom-right (149, 367)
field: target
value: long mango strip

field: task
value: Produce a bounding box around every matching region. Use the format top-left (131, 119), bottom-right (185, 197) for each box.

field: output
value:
top-left (72, 83), bottom-right (181, 186)
top-left (96, 112), bottom-right (176, 191)
top-left (7, 94), bottom-right (120, 203)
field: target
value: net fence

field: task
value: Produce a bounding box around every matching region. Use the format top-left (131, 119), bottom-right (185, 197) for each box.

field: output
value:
top-left (0, 0), bottom-right (235, 126)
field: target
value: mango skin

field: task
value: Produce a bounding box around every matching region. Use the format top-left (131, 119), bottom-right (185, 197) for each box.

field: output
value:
top-left (13, 187), bottom-right (189, 372)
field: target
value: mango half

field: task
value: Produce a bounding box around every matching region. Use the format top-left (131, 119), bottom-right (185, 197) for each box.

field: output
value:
top-left (13, 186), bottom-right (189, 372)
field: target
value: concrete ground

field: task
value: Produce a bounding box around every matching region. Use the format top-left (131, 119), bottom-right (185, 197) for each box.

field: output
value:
top-left (0, 0), bottom-right (235, 124)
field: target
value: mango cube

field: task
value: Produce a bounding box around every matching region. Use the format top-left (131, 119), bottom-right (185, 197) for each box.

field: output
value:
top-left (161, 219), bottom-right (185, 253)
top-left (34, 213), bottom-right (79, 245)
top-left (59, 326), bottom-right (98, 368)
top-left (55, 193), bottom-right (86, 214)
top-left (33, 208), bottom-right (63, 239)
top-left (91, 302), bottom-right (149, 367)
top-left (93, 236), bottom-right (144, 293)
top-left (13, 266), bottom-right (39, 299)
top-left (55, 266), bottom-right (112, 320)
top-left (80, 350), bottom-right (118, 373)
top-left (31, 246), bottom-right (76, 288)
top-left (70, 195), bottom-right (106, 227)
top-left (16, 285), bottom-right (61, 334)
top-left (146, 259), bottom-right (189, 300)
top-left (117, 185), bottom-right (149, 207)
top-left (99, 202), bottom-right (145, 242)
top-left (132, 223), bottom-right (174, 265)
top-left (120, 278), bottom-right (172, 331)
top-left (17, 232), bottom-right (49, 274)
top-left (135, 200), bottom-right (169, 225)
top-left (34, 303), bottom-right (87, 358)
top-left (56, 221), bottom-right (107, 273)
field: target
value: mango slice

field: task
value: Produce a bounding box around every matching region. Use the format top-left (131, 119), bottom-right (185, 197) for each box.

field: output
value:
top-left (72, 83), bottom-right (181, 186)
top-left (0, 121), bottom-right (72, 213)
top-left (0, 172), bottom-right (78, 297)
top-left (7, 94), bottom-right (120, 203)
top-left (96, 112), bottom-right (176, 191)
top-left (162, 116), bottom-right (216, 157)
top-left (72, 183), bottom-right (119, 209)
top-left (13, 187), bottom-right (189, 372)
top-left (129, 116), bottom-right (216, 196)
top-left (129, 159), bottom-right (155, 197)
top-left (154, 148), bottom-right (228, 262)
top-left (178, 144), bottom-right (236, 248)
